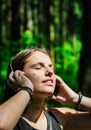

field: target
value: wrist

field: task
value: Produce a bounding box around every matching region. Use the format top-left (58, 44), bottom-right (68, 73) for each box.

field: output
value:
top-left (73, 92), bottom-right (83, 111)
top-left (17, 86), bottom-right (33, 101)
top-left (72, 94), bottom-right (78, 106)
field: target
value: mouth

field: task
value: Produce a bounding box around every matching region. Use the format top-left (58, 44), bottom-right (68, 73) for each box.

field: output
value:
top-left (42, 79), bottom-right (53, 86)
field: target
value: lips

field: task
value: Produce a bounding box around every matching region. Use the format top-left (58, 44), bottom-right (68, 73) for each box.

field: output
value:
top-left (42, 79), bottom-right (53, 86)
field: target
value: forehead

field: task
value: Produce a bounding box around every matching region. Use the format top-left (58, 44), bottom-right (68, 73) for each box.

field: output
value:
top-left (26, 51), bottom-right (52, 64)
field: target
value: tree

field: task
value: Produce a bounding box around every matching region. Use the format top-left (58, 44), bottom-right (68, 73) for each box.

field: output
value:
top-left (78, 0), bottom-right (91, 97)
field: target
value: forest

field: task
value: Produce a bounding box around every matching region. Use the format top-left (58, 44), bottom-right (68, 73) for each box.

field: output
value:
top-left (0, 0), bottom-right (91, 106)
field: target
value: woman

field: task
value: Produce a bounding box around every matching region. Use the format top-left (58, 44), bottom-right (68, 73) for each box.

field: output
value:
top-left (0, 47), bottom-right (91, 130)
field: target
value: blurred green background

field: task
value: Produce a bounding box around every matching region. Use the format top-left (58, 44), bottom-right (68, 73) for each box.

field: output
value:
top-left (0, 0), bottom-right (91, 106)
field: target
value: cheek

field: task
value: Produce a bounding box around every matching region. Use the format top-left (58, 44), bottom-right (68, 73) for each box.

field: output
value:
top-left (30, 73), bottom-right (42, 91)
top-left (53, 76), bottom-right (56, 87)
top-left (29, 73), bottom-right (41, 84)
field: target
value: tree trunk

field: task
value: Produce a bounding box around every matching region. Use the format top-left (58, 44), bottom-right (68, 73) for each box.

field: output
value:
top-left (78, 0), bottom-right (91, 97)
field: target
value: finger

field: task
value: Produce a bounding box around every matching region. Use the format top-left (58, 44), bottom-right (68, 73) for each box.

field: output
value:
top-left (55, 75), bottom-right (65, 86)
top-left (51, 95), bottom-right (66, 104)
top-left (8, 71), bottom-right (16, 83)
top-left (12, 71), bottom-right (24, 82)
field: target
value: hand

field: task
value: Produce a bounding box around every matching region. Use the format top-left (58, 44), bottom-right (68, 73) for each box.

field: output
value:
top-left (7, 70), bottom-right (34, 92)
top-left (51, 75), bottom-right (78, 106)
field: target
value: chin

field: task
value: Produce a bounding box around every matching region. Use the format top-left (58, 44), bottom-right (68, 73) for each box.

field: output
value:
top-left (42, 91), bottom-right (53, 97)
top-left (46, 90), bottom-right (54, 96)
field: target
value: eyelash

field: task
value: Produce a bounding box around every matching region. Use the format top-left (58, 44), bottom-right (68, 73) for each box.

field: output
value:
top-left (34, 66), bottom-right (41, 69)
top-left (35, 65), bottom-right (53, 70)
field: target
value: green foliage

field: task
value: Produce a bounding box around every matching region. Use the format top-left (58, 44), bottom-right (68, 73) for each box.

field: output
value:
top-left (19, 30), bottom-right (38, 47)
top-left (0, 48), bottom-right (11, 103)
top-left (74, 1), bottom-right (82, 18)
top-left (55, 39), bottom-right (82, 91)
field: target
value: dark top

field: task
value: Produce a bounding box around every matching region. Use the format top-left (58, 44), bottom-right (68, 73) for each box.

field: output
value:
top-left (14, 111), bottom-right (61, 130)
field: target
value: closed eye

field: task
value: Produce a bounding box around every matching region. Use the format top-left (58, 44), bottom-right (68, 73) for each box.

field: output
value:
top-left (35, 66), bottom-right (41, 69)
top-left (31, 63), bottom-right (53, 70)
top-left (33, 64), bottom-right (42, 69)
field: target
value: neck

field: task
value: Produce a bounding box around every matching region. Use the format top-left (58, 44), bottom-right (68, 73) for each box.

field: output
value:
top-left (22, 96), bottom-right (47, 122)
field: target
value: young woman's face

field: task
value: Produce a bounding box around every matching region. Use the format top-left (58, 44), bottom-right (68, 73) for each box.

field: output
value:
top-left (23, 51), bottom-right (56, 97)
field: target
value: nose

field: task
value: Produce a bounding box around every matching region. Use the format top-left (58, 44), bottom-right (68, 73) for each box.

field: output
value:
top-left (45, 66), bottom-right (53, 76)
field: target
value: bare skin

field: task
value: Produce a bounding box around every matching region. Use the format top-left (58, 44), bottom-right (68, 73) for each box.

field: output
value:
top-left (0, 50), bottom-right (91, 130)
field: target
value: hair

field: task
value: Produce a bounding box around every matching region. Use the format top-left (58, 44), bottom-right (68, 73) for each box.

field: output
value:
top-left (3, 47), bottom-right (50, 102)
